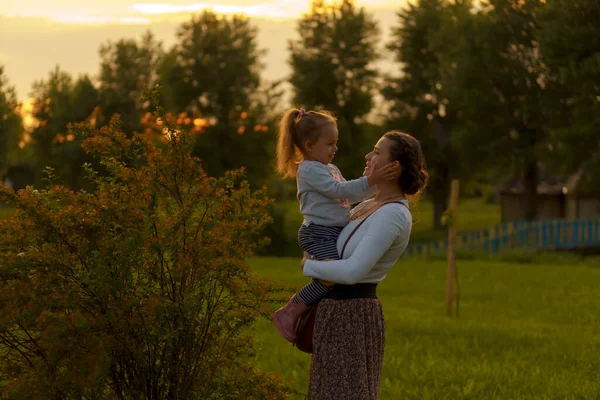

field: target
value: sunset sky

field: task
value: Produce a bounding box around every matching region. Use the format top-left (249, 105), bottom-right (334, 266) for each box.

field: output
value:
top-left (1, 1), bottom-right (405, 100)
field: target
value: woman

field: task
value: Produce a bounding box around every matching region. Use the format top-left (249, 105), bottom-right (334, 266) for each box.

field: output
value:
top-left (300, 130), bottom-right (428, 400)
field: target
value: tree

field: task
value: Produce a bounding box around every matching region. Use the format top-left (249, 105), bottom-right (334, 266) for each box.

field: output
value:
top-left (29, 67), bottom-right (101, 189)
top-left (390, 0), bottom-right (558, 223)
top-left (383, 0), bottom-right (469, 230)
top-left (537, 0), bottom-right (600, 187)
top-left (29, 66), bottom-right (76, 184)
top-left (0, 66), bottom-right (23, 178)
top-left (444, 0), bottom-right (552, 220)
top-left (0, 88), bottom-right (288, 398)
top-left (99, 31), bottom-right (163, 133)
top-left (159, 11), bottom-right (264, 178)
top-left (478, 0), bottom-right (548, 220)
top-left (289, 0), bottom-right (380, 177)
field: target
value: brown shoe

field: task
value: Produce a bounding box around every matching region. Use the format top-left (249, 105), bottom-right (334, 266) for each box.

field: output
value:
top-left (273, 294), bottom-right (309, 343)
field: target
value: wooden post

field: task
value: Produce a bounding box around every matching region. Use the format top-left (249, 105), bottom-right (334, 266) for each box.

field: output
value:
top-left (446, 179), bottom-right (460, 317)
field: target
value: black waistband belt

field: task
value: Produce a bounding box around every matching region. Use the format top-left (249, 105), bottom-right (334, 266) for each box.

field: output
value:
top-left (322, 283), bottom-right (378, 300)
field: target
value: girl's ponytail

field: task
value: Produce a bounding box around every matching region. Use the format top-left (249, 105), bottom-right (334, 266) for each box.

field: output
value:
top-left (276, 109), bottom-right (301, 178)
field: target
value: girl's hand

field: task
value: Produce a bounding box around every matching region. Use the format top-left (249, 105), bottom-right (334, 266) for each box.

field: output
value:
top-left (301, 251), bottom-right (310, 271)
top-left (302, 253), bottom-right (335, 288)
top-left (366, 161), bottom-right (400, 186)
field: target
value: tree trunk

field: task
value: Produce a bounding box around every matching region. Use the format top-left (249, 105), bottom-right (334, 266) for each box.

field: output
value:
top-left (432, 116), bottom-right (451, 231)
top-left (522, 158), bottom-right (538, 220)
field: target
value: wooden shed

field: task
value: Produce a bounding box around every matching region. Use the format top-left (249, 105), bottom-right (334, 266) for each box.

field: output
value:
top-left (500, 172), bottom-right (600, 222)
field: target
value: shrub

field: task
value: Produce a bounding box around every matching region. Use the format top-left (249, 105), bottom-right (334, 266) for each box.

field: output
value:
top-left (0, 93), bottom-right (288, 399)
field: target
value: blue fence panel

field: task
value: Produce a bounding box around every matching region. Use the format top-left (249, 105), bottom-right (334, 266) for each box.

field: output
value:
top-left (491, 238), bottom-right (499, 254)
top-left (519, 221), bottom-right (525, 246)
top-left (572, 221), bottom-right (579, 247)
top-left (541, 221), bottom-right (548, 248)
top-left (404, 218), bottom-right (600, 257)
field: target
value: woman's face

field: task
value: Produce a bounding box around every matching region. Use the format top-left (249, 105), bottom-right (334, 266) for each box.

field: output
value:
top-left (364, 136), bottom-right (396, 177)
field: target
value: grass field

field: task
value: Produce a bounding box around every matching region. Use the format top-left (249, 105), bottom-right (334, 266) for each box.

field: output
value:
top-left (250, 255), bottom-right (600, 399)
top-left (408, 198), bottom-right (501, 243)
top-left (5, 200), bottom-right (600, 398)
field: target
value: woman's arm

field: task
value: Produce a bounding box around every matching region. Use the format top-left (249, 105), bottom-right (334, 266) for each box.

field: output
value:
top-left (302, 204), bottom-right (408, 285)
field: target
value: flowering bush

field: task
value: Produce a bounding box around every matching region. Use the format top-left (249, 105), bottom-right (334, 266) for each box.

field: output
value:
top-left (0, 89), bottom-right (288, 399)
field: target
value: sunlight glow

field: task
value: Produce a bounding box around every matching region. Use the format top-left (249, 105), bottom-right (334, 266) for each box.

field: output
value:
top-left (48, 12), bottom-right (152, 24)
top-left (17, 98), bottom-right (36, 149)
top-left (2, 0), bottom-right (402, 25)
top-left (20, 98), bottom-right (37, 132)
top-left (3, 9), bottom-right (152, 25)
top-left (130, 2), bottom-right (309, 19)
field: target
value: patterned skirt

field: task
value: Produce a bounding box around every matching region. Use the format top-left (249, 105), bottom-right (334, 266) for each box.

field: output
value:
top-left (309, 297), bottom-right (385, 400)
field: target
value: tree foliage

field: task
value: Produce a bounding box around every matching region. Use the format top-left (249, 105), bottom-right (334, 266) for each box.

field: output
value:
top-left (162, 12), bottom-right (262, 118)
top-left (0, 66), bottom-right (23, 178)
top-left (386, 0), bottom-right (564, 223)
top-left (468, 0), bottom-right (550, 220)
top-left (0, 87), bottom-right (288, 399)
top-left (28, 67), bottom-right (101, 189)
top-left (159, 11), bottom-right (270, 180)
top-left (98, 31), bottom-right (163, 134)
top-left (289, 0), bottom-right (380, 177)
top-left (289, 0), bottom-right (379, 125)
top-left (537, 0), bottom-right (600, 188)
top-left (383, 0), bottom-right (468, 229)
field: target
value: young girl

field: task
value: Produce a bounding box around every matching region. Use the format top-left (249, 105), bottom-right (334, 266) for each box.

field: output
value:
top-left (272, 108), bottom-right (397, 343)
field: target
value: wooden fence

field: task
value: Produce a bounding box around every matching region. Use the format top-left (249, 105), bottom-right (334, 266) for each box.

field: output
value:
top-left (403, 218), bottom-right (600, 257)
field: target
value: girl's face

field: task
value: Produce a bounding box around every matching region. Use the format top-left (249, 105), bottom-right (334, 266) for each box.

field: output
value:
top-left (364, 137), bottom-right (396, 176)
top-left (304, 124), bottom-right (339, 165)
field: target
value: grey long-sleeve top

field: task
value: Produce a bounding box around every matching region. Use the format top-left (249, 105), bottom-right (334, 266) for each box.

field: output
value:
top-left (297, 160), bottom-right (371, 227)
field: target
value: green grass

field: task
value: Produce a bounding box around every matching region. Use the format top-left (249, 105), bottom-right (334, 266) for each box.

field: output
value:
top-left (408, 197), bottom-right (501, 243)
top-left (250, 255), bottom-right (600, 399)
